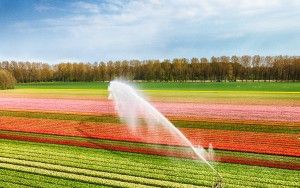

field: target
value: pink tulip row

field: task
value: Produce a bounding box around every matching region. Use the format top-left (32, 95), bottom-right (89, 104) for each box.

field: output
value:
top-left (1, 97), bottom-right (299, 123)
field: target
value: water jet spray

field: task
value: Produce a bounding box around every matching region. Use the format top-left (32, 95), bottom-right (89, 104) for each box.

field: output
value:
top-left (108, 80), bottom-right (223, 187)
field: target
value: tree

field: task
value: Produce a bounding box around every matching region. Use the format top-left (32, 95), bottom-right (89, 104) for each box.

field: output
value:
top-left (106, 61), bottom-right (115, 81)
top-left (0, 69), bottom-right (16, 89)
top-left (211, 56), bottom-right (222, 82)
top-left (172, 58), bottom-right (189, 82)
top-left (220, 56), bottom-right (230, 81)
top-left (190, 58), bottom-right (200, 81)
top-left (98, 62), bottom-right (107, 82)
top-left (231, 56), bottom-right (241, 81)
top-left (160, 59), bottom-right (172, 81)
top-left (252, 55), bottom-right (261, 81)
top-left (264, 56), bottom-right (273, 82)
top-left (241, 55), bottom-right (251, 82)
top-left (200, 58), bottom-right (210, 82)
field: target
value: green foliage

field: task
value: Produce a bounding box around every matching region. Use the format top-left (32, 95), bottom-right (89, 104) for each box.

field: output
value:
top-left (0, 69), bottom-right (16, 90)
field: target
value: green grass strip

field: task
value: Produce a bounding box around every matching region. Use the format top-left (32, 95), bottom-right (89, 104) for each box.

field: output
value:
top-left (0, 171), bottom-right (64, 188)
top-left (0, 168), bottom-right (106, 188)
top-left (0, 151), bottom-right (213, 187)
top-left (0, 156), bottom-right (205, 188)
top-left (0, 162), bottom-right (156, 188)
top-left (15, 82), bottom-right (300, 92)
top-left (0, 179), bottom-right (32, 188)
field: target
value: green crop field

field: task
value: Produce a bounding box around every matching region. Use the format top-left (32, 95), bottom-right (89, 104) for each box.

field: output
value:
top-left (2, 82), bottom-right (298, 105)
top-left (0, 139), bottom-right (299, 188)
top-left (0, 81), bottom-right (299, 187)
top-left (16, 81), bottom-right (300, 92)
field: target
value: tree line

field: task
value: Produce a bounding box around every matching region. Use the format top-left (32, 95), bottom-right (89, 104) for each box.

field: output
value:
top-left (0, 55), bottom-right (299, 83)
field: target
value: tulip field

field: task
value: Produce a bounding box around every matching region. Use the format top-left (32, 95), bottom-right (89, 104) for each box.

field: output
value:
top-left (0, 82), bottom-right (299, 187)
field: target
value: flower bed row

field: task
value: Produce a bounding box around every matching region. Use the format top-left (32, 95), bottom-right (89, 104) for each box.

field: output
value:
top-left (0, 132), bottom-right (299, 171)
top-left (1, 97), bottom-right (299, 123)
top-left (0, 116), bottom-right (299, 157)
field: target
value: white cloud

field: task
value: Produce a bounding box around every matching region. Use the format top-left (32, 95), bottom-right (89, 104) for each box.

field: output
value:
top-left (22, 0), bottom-right (300, 33)
top-left (2, 0), bottom-right (300, 63)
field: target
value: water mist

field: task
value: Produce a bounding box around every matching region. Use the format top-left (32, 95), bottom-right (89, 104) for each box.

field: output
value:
top-left (108, 80), bottom-right (222, 187)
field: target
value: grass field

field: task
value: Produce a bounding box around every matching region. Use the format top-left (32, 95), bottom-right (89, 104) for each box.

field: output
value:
top-left (2, 82), bottom-right (299, 105)
top-left (0, 81), bottom-right (299, 187)
top-left (15, 81), bottom-right (300, 91)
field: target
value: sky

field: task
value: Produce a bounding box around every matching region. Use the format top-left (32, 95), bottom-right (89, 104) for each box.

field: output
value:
top-left (0, 0), bottom-right (299, 64)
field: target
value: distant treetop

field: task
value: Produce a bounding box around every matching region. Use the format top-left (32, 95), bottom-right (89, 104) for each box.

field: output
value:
top-left (0, 55), bottom-right (299, 82)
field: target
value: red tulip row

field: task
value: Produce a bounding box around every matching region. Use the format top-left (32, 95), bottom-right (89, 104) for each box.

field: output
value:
top-left (184, 129), bottom-right (300, 156)
top-left (0, 132), bottom-right (299, 171)
top-left (0, 117), bottom-right (299, 156)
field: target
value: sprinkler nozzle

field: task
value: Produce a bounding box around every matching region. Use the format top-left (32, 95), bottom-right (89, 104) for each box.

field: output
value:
top-left (212, 178), bottom-right (223, 188)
